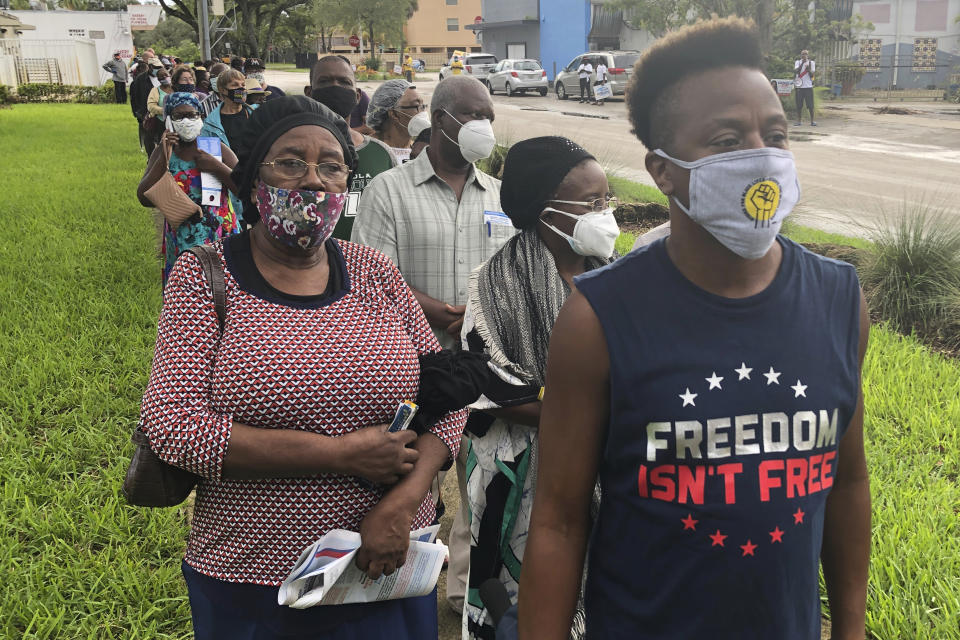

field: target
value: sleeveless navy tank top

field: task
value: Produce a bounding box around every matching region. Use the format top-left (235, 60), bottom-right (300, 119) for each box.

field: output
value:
top-left (574, 237), bottom-right (860, 639)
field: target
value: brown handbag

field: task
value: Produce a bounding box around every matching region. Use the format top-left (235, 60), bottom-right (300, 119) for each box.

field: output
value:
top-left (122, 244), bottom-right (227, 507)
top-left (143, 141), bottom-right (202, 230)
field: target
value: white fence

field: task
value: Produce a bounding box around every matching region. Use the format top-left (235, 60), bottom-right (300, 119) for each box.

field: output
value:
top-left (20, 39), bottom-right (100, 86)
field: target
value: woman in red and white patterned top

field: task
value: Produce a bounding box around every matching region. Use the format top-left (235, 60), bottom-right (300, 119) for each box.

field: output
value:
top-left (139, 96), bottom-right (467, 639)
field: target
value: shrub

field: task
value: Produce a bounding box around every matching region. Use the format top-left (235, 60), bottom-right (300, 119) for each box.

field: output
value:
top-left (0, 84), bottom-right (12, 106)
top-left (476, 142), bottom-right (509, 179)
top-left (779, 87), bottom-right (830, 120)
top-left (363, 57), bottom-right (381, 71)
top-left (14, 82), bottom-right (113, 104)
top-left (861, 206), bottom-right (960, 350)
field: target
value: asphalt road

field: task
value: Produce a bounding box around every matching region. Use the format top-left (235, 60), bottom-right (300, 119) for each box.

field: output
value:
top-left (267, 70), bottom-right (960, 235)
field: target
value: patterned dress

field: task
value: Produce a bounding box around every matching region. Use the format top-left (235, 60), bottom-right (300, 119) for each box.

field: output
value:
top-left (161, 151), bottom-right (240, 284)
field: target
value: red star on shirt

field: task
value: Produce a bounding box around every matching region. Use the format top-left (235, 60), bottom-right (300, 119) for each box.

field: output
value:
top-left (740, 540), bottom-right (758, 557)
top-left (793, 508), bottom-right (806, 525)
top-left (709, 530), bottom-right (727, 547)
top-left (681, 514), bottom-right (699, 531)
top-left (769, 526), bottom-right (785, 543)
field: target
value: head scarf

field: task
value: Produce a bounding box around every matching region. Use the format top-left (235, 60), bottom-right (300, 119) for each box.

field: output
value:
top-left (366, 79), bottom-right (412, 131)
top-left (499, 136), bottom-right (595, 230)
top-left (163, 92), bottom-right (200, 118)
top-left (231, 95), bottom-right (358, 227)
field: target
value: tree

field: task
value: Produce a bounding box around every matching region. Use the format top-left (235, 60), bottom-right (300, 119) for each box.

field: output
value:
top-left (134, 14), bottom-right (202, 61)
top-left (344, 0), bottom-right (417, 59)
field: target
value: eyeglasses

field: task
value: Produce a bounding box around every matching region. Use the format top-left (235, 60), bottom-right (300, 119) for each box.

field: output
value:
top-left (548, 196), bottom-right (619, 212)
top-left (169, 112), bottom-right (200, 121)
top-left (260, 158), bottom-right (351, 181)
top-left (395, 102), bottom-right (426, 112)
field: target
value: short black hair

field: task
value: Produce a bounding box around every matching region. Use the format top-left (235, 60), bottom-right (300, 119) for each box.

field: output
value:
top-left (316, 54), bottom-right (351, 67)
top-left (627, 16), bottom-right (763, 151)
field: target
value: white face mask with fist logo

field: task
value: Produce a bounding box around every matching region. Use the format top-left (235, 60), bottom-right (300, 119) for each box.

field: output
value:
top-left (654, 147), bottom-right (801, 260)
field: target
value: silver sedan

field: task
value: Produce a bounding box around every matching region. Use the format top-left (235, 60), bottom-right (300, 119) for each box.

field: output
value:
top-left (486, 59), bottom-right (549, 97)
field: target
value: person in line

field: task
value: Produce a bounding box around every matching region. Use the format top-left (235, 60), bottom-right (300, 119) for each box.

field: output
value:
top-left (243, 57), bottom-right (286, 101)
top-left (137, 93), bottom-right (241, 284)
top-left (102, 51), bottom-right (129, 104)
top-left (794, 49), bottom-right (817, 126)
top-left (200, 68), bottom-right (254, 152)
top-left (131, 58), bottom-right (164, 155)
top-left (519, 17), bottom-right (870, 640)
top-left (194, 67), bottom-right (211, 98)
top-left (199, 62), bottom-right (227, 118)
top-left (350, 88), bottom-right (372, 132)
top-left (409, 127), bottom-right (431, 161)
top-left (576, 58), bottom-right (593, 104)
top-left (351, 74), bottom-right (512, 617)
top-left (244, 77), bottom-right (269, 106)
top-left (593, 58), bottom-right (608, 106)
top-left (366, 79), bottom-right (427, 164)
top-left (170, 64), bottom-right (197, 95)
top-left (460, 136), bottom-right (619, 639)
top-left (138, 95), bottom-right (467, 639)
top-left (309, 55), bottom-right (396, 240)
top-left (142, 67), bottom-right (174, 155)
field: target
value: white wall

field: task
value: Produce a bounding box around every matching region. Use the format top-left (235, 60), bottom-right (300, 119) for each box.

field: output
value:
top-left (618, 23), bottom-right (656, 52)
top-left (852, 0), bottom-right (960, 54)
top-left (9, 10), bottom-right (134, 83)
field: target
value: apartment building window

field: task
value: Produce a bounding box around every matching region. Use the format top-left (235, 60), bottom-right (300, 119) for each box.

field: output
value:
top-left (447, 18), bottom-right (459, 31)
top-left (446, 0), bottom-right (458, 4)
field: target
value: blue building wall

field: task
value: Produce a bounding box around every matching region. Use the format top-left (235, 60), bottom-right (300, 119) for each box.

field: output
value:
top-left (538, 0), bottom-right (590, 80)
top-left (854, 42), bottom-right (960, 90)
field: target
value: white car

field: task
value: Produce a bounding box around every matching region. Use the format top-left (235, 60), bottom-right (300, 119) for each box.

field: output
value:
top-left (486, 59), bottom-right (548, 97)
top-left (439, 53), bottom-right (499, 82)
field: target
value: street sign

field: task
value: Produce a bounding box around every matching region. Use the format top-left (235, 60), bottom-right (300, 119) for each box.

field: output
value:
top-left (225, 42), bottom-right (231, 49)
top-left (349, 34), bottom-right (360, 48)
top-left (474, 15), bottom-right (482, 24)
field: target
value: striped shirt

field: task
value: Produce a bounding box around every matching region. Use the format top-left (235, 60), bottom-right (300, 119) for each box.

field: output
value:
top-left (350, 151), bottom-right (513, 338)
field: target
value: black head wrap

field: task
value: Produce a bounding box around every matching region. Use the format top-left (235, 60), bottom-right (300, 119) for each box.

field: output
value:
top-left (231, 95), bottom-right (359, 227)
top-left (499, 136), bottom-right (595, 230)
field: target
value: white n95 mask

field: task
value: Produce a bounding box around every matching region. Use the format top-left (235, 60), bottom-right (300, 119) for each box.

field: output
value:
top-left (441, 109), bottom-right (496, 163)
top-left (541, 208), bottom-right (620, 258)
top-left (407, 111), bottom-right (431, 138)
top-left (654, 147), bottom-right (801, 260)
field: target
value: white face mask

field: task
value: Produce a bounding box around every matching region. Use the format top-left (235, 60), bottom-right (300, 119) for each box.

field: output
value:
top-left (541, 207), bottom-right (620, 258)
top-left (654, 147), bottom-right (801, 260)
top-left (407, 110), bottom-right (431, 138)
top-left (441, 109), bottom-right (496, 163)
top-left (172, 116), bottom-right (204, 142)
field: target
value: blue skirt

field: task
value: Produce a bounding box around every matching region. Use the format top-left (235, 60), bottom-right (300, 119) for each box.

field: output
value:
top-left (182, 561), bottom-right (439, 640)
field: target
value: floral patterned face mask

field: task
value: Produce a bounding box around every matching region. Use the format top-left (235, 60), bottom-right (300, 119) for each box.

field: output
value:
top-left (255, 182), bottom-right (347, 249)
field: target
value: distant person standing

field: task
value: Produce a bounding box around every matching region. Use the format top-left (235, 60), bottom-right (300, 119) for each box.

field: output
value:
top-left (130, 58), bottom-right (163, 153)
top-left (593, 59), bottom-right (608, 106)
top-left (103, 52), bottom-right (129, 104)
top-left (310, 55), bottom-right (396, 240)
top-left (794, 49), bottom-right (816, 126)
top-left (577, 58), bottom-right (594, 103)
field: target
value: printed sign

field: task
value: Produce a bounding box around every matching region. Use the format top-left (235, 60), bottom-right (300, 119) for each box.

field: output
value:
top-left (127, 4), bottom-right (162, 31)
top-left (772, 79), bottom-right (794, 96)
top-left (593, 83), bottom-right (612, 100)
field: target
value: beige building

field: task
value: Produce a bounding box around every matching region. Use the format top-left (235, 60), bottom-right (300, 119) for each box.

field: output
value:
top-left (404, 0), bottom-right (482, 55)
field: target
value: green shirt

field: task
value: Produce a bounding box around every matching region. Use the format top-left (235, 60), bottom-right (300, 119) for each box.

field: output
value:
top-left (332, 136), bottom-right (396, 240)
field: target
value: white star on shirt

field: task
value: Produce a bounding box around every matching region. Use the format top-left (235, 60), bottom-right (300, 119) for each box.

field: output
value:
top-left (764, 366), bottom-right (782, 385)
top-left (791, 380), bottom-right (808, 397)
top-left (735, 363), bottom-right (752, 380)
top-left (705, 372), bottom-right (724, 390)
top-left (679, 388), bottom-right (698, 407)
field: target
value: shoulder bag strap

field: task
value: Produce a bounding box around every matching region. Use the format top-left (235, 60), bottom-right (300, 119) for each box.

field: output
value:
top-left (187, 244), bottom-right (226, 335)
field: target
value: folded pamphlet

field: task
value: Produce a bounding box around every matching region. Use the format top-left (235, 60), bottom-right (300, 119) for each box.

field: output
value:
top-left (278, 525), bottom-right (446, 608)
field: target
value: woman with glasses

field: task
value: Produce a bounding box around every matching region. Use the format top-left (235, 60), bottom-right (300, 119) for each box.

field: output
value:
top-left (366, 79), bottom-right (426, 164)
top-left (137, 92), bottom-right (240, 284)
top-left (459, 136), bottom-right (620, 640)
top-left (138, 96), bottom-right (468, 639)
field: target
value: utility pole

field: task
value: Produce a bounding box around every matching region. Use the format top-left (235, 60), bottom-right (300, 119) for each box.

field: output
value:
top-left (198, 0), bottom-right (212, 61)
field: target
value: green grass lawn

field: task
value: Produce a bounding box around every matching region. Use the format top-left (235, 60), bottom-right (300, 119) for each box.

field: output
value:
top-left (1, 104), bottom-right (958, 639)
